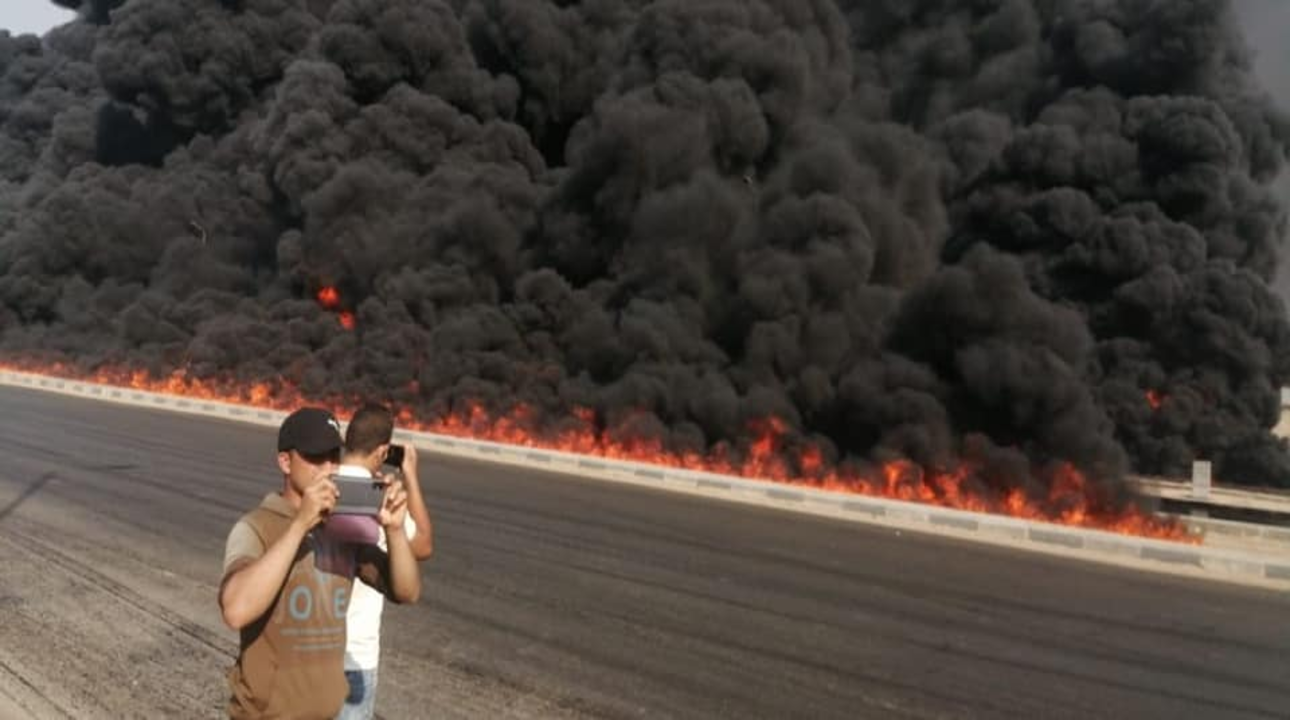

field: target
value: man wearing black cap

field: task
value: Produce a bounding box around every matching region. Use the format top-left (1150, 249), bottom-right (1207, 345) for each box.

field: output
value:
top-left (218, 407), bottom-right (422, 719)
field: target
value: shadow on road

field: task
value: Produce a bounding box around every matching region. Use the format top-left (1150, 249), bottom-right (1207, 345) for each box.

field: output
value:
top-left (0, 472), bottom-right (56, 523)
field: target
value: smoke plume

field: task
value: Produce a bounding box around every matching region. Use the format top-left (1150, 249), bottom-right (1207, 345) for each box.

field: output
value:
top-left (2, 0), bottom-right (1288, 492)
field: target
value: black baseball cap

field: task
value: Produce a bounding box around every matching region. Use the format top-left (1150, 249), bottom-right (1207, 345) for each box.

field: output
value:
top-left (277, 407), bottom-right (343, 455)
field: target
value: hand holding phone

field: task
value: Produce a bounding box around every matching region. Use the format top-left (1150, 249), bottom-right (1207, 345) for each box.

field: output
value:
top-left (377, 477), bottom-right (409, 531)
top-left (297, 472), bottom-right (338, 529)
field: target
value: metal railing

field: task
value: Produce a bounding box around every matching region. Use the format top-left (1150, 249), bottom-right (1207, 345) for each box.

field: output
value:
top-left (1127, 462), bottom-right (1290, 515)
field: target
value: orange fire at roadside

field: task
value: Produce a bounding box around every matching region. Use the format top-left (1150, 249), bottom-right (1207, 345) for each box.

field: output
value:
top-left (0, 358), bottom-right (1194, 543)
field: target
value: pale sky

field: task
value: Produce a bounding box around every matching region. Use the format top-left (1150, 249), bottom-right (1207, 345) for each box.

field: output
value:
top-left (0, 0), bottom-right (76, 37)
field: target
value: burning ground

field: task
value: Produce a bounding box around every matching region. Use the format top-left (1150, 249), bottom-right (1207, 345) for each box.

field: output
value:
top-left (1, 1), bottom-right (1289, 529)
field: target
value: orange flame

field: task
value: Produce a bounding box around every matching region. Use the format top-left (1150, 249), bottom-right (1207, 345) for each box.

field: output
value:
top-left (1145, 389), bottom-right (1165, 411)
top-left (315, 287), bottom-right (355, 330)
top-left (0, 358), bottom-right (1194, 543)
top-left (316, 286), bottom-right (341, 310)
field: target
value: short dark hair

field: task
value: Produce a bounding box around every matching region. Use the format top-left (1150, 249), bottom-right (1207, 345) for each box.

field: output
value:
top-left (345, 403), bottom-right (394, 455)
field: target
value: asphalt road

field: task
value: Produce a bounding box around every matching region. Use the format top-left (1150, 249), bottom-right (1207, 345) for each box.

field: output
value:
top-left (0, 385), bottom-right (1286, 719)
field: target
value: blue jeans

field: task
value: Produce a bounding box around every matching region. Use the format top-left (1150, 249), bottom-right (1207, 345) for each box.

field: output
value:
top-left (337, 668), bottom-right (378, 720)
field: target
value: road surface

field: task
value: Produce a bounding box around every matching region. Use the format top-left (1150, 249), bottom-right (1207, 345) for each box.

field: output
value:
top-left (0, 385), bottom-right (1286, 719)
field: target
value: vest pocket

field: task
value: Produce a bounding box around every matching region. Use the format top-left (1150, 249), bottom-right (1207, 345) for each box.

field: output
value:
top-left (228, 648), bottom-right (278, 715)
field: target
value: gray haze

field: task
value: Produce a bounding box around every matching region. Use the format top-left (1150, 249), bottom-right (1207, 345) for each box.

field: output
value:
top-left (1234, 0), bottom-right (1290, 299)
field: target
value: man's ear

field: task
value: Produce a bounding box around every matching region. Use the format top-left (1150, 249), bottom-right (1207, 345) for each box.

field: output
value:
top-left (277, 451), bottom-right (292, 476)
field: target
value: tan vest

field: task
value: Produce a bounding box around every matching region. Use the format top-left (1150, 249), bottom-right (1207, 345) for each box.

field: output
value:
top-left (226, 495), bottom-right (360, 719)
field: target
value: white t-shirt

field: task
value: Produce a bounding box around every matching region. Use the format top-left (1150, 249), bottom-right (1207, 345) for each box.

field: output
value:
top-left (336, 464), bottom-right (417, 671)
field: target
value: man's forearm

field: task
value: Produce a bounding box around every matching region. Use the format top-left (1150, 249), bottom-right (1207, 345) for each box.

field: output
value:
top-left (384, 528), bottom-right (421, 603)
top-left (403, 472), bottom-right (434, 559)
top-left (220, 520), bottom-right (309, 629)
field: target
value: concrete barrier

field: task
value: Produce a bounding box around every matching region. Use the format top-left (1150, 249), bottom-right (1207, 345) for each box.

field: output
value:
top-left (2, 368), bottom-right (1287, 589)
top-left (1172, 514), bottom-right (1290, 556)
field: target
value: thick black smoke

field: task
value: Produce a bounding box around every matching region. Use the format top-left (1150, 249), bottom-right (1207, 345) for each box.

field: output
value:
top-left (2, 0), bottom-right (1288, 494)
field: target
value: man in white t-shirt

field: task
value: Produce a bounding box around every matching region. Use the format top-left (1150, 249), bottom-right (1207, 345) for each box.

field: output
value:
top-left (336, 403), bottom-right (434, 720)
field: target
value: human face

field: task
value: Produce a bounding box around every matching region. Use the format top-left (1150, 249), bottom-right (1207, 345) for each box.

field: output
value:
top-left (278, 448), bottom-right (340, 497)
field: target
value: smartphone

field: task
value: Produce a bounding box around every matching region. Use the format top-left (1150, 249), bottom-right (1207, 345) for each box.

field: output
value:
top-left (331, 474), bottom-right (384, 516)
top-left (384, 443), bottom-right (405, 468)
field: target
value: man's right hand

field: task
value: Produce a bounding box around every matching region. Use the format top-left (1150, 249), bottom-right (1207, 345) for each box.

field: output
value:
top-left (400, 442), bottom-right (419, 482)
top-left (396, 442), bottom-right (433, 560)
top-left (296, 473), bottom-right (338, 530)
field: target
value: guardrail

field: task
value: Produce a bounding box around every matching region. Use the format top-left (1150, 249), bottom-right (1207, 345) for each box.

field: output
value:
top-left (1127, 462), bottom-right (1290, 516)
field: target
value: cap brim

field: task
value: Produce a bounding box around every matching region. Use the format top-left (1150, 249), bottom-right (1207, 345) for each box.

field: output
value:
top-left (292, 438), bottom-right (341, 455)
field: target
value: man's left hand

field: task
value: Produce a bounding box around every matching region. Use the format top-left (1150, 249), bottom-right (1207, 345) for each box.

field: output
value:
top-left (376, 474), bottom-right (408, 531)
